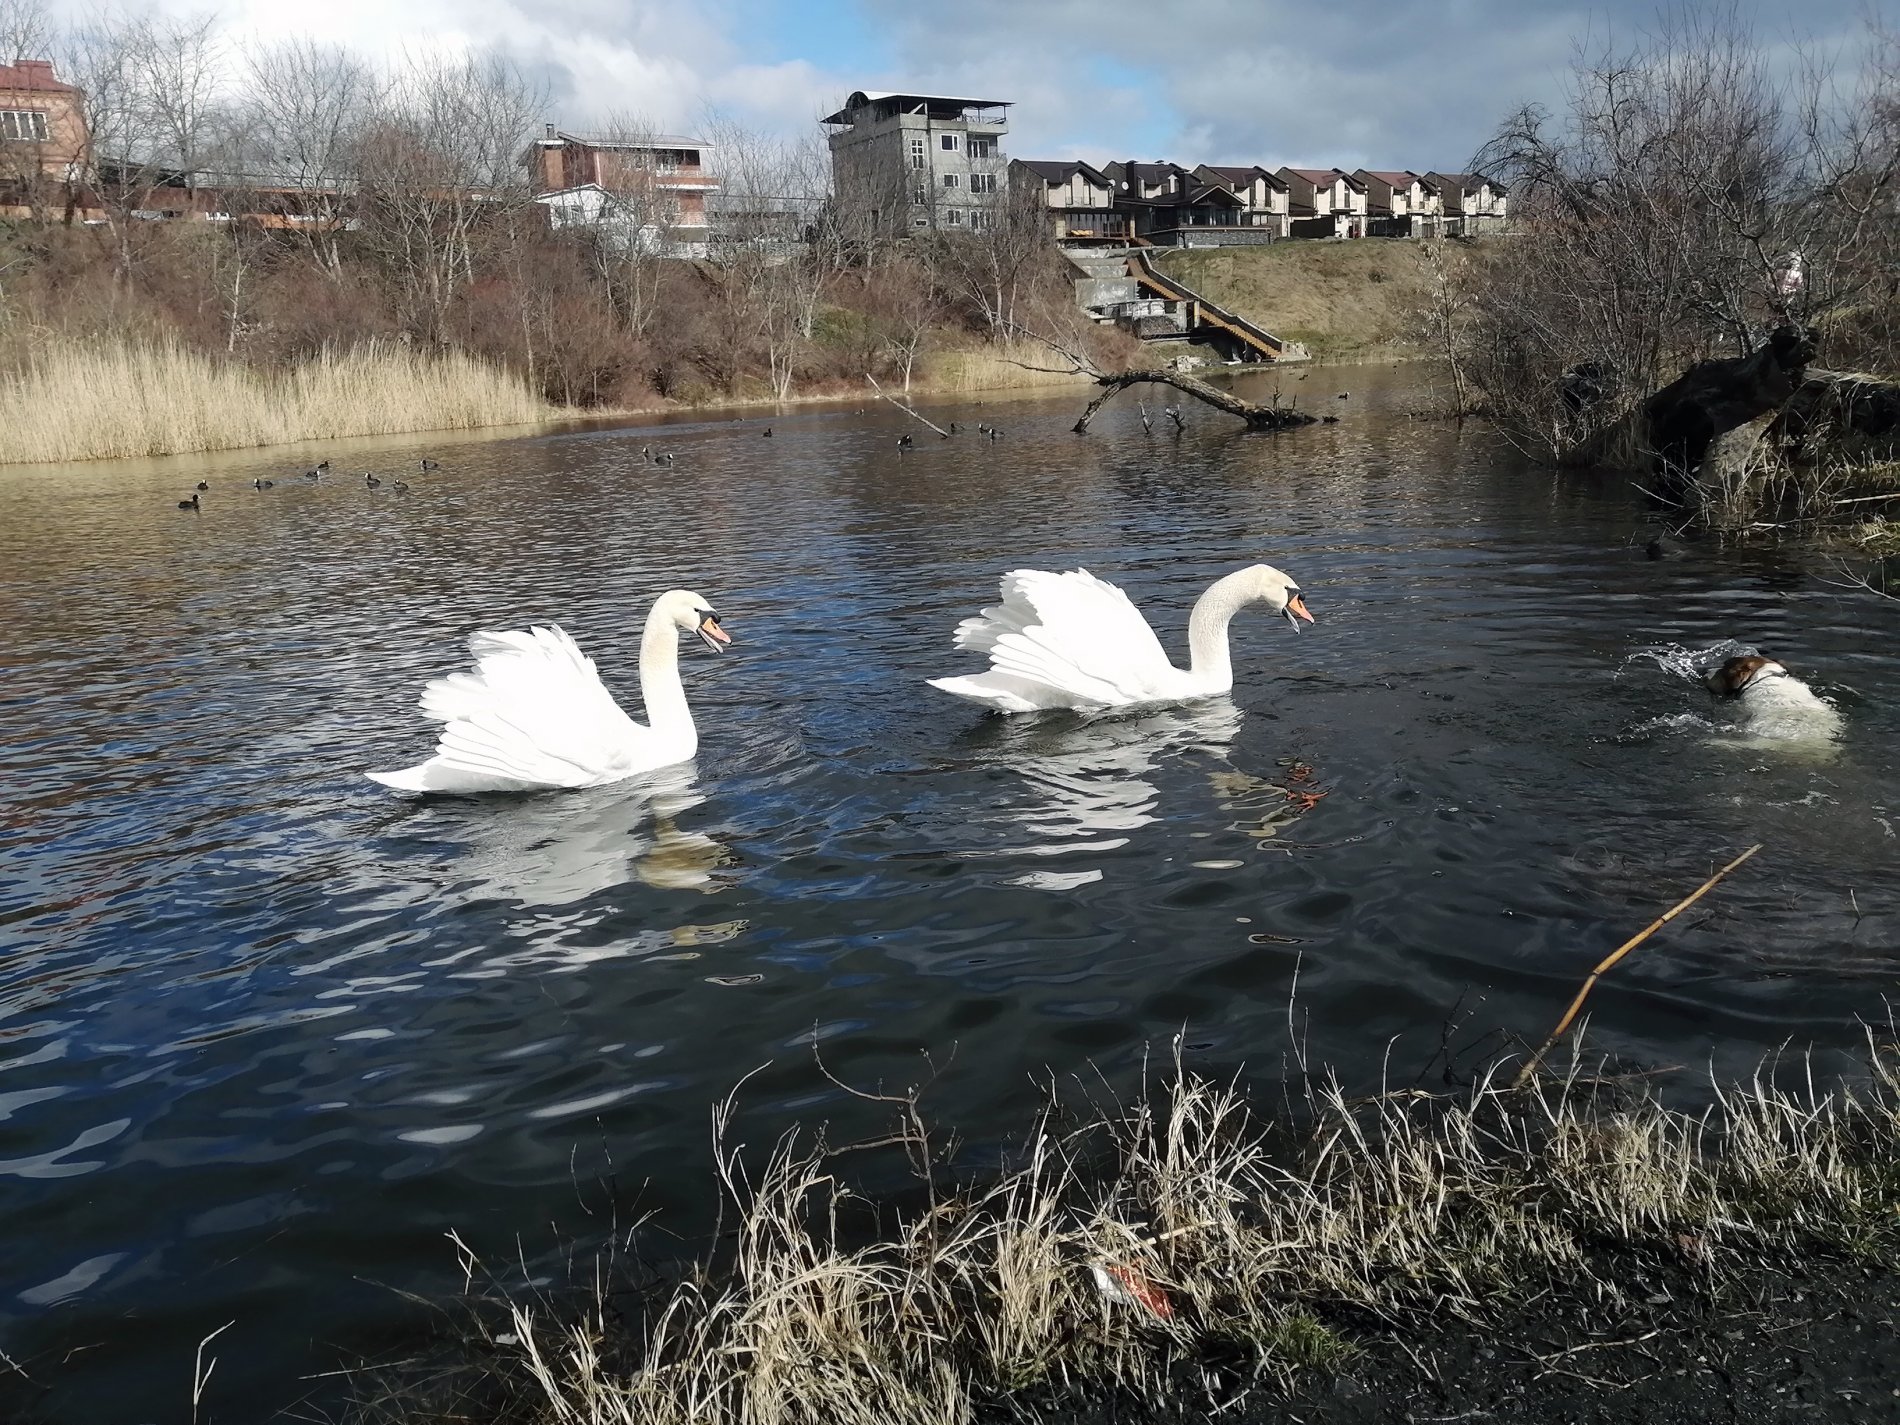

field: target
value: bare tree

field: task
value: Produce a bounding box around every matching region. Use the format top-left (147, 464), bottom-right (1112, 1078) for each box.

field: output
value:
top-left (134, 11), bottom-right (230, 210)
top-left (700, 114), bottom-right (827, 401)
top-left (1459, 8), bottom-right (1899, 477)
top-left (0, 0), bottom-right (48, 64)
top-left (569, 111), bottom-right (693, 344)
top-left (61, 10), bottom-right (156, 283)
top-left (928, 180), bottom-right (1053, 337)
top-left (238, 38), bottom-right (376, 272)
top-left (354, 52), bottom-right (545, 343)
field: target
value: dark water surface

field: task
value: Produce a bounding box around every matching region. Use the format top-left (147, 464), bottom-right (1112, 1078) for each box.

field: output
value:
top-left (3, 367), bottom-right (1898, 1420)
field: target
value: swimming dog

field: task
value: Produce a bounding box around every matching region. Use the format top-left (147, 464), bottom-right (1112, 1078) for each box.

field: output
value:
top-left (1705, 655), bottom-right (1842, 743)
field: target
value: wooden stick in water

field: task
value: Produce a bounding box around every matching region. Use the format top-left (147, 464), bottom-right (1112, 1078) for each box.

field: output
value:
top-left (1513, 844), bottom-right (1763, 1088)
top-left (865, 374), bottom-right (952, 438)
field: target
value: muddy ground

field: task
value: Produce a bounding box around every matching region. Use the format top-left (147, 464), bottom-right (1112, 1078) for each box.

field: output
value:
top-left (1036, 1255), bottom-right (1900, 1425)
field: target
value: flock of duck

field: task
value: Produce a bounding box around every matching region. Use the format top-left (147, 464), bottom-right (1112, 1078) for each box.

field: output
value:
top-left (365, 567), bottom-right (1313, 795)
top-left (175, 457), bottom-right (442, 509)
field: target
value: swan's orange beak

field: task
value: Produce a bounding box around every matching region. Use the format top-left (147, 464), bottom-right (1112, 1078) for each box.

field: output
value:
top-left (696, 614), bottom-right (732, 653)
top-left (1284, 593), bottom-right (1314, 627)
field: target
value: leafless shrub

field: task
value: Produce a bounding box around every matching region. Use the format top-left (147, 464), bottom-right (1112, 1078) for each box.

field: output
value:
top-left (1459, 9), bottom-right (1899, 465)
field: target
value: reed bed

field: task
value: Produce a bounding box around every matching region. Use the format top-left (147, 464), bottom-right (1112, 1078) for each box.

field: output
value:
top-left (921, 342), bottom-right (1097, 396)
top-left (0, 341), bottom-right (549, 463)
top-left (359, 1038), bottom-right (1900, 1425)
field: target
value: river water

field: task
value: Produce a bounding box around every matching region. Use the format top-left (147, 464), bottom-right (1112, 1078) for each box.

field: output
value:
top-left (3, 366), bottom-right (1897, 1420)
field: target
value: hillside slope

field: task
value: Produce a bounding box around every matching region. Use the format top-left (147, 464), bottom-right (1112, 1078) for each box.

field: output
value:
top-left (1153, 240), bottom-right (1463, 361)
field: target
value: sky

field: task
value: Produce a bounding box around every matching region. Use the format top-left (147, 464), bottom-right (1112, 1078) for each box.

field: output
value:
top-left (153, 0), bottom-right (1880, 173)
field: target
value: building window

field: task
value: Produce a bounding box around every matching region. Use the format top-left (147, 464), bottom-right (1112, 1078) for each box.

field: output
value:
top-left (909, 137), bottom-right (925, 169)
top-left (968, 137), bottom-right (994, 160)
top-left (940, 133), bottom-right (958, 151)
top-left (942, 173), bottom-right (958, 189)
top-left (969, 172), bottom-right (996, 194)
top-left (943, 208), bottom-right (963, 225)
top-left (913, 183), bottom-right (928, 205)
top-left (0, 110), bottom-right (50, 142)
top-left (970, 208), bottom-right (994, 231)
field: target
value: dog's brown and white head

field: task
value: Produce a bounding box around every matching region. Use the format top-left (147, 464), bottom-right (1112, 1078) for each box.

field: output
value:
top-left (1705, 654), bottom-right (1788, 697)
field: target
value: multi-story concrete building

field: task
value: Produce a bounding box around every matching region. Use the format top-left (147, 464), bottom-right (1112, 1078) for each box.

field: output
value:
top-left (823, 90), bottom-right (1010, 233)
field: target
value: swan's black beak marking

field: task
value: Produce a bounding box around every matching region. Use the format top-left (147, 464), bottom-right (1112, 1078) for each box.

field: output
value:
top-left (1284, 592), bottom-right (1314, 631)
top-left (696, 611), bottom-right (732, 654)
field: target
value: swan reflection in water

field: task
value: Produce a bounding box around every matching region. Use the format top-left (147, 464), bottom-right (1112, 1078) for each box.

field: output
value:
top-left (951, 700), bottom-right (1311, 886)
top-left (439, 762), bottom-right (739, 910)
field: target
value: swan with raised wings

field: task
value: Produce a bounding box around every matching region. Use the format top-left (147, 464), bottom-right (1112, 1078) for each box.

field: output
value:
top-left (928, 565), bottom-right (1311, 714)
top-left (366, 590), bottom-right (730, 794)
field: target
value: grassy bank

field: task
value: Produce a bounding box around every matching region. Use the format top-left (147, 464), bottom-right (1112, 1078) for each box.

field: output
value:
top-left (0, 341), bottom-right (550, 464)
top-left (1155, 239), bottom-right (1474, 362)
top-left (357, 1041), bottom-right (1900, 1425)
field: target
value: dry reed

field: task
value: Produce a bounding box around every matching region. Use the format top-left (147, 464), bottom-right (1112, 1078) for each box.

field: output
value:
top-left (0, 341), bottom-right (549, 464)
top-left (360, 1035), bottom-right (1900, 1425)
top-left (920, 342), bottom-right (1096, 396)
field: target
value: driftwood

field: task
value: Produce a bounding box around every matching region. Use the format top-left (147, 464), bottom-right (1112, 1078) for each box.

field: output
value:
top-left (992, 319), bottom-right (1318, 437)
top-left (1072, 368), bottom-right (1317, 434)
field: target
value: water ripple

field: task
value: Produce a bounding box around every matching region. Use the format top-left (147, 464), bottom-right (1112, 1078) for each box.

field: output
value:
top-left (1, 369), bottom-right (1897, 1417)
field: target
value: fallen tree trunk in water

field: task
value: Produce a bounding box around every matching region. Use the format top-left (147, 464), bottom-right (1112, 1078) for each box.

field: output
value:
top-left (1642, 325), bottom-right (1816, 490)
top-left (1073, 368), bottom-right (1319, 434)
top-left (1557, 329), bottom-right (1900, 517)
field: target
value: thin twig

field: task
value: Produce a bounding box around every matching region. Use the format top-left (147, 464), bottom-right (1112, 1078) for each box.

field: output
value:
top-left (192, 1321), bottom-right (234, 1425)
top-left (1533, 1327), bottom-right (1662, 1362)
top-left (1515, 845), bottom-right (1763, 1087)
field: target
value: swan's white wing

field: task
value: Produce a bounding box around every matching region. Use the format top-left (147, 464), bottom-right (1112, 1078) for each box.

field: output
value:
top-left (938, 569), bottom-right (1179, 708)
top-left (368, 625), bottom-right (653, 793)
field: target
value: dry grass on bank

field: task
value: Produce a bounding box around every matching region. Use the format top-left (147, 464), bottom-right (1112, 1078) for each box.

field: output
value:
top-left (0, 341), bottom-right (550, 464)
top-left (1156, 240), bottom-right (1470, 361)
top-left (359, 1039), bottom-right (1900, 1425)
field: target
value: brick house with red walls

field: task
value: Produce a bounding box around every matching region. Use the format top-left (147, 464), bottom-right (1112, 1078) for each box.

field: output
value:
top-left (0, 59), bottom-right (96, 220)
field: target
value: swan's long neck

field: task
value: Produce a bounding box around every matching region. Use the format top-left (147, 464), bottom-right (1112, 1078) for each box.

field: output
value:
top-left (638, 602), bottom-right (693, 737)
top-left (1184, 569), bottom-right (1265, 690)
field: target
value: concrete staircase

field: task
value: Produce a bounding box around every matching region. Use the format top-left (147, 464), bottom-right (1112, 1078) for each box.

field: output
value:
top-left (1063, 247), bottom-right (1308, 363)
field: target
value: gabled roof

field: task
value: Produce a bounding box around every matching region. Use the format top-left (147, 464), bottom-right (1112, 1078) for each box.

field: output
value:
top-left (1196, 163), bottom-right (1289, 190)
top-left (1281, 167), bottom-right (1365, 191)
top-left (1014, 159), bottom-right (1112, 186)
top-left (1428, 171), bottom-right (1507, 193)
top-left (1105, 160), bottom-right (1189, 186)
top-left (1183, 182), bottom-right (1243, 206)
top-left (1117, 181), bottom-right (1243, 210)
top-left (0, 59), bottom-right (78, 94)
top-left (1358, 170), bottom-right (1422, 188)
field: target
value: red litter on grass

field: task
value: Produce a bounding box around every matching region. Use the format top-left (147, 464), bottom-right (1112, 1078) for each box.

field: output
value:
top-left (1088, 1261), bottom-right (1175, 1319)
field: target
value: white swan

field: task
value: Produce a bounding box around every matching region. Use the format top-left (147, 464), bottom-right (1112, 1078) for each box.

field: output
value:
top-left (928, 565), bottom-right (1312, 714)
top-left (366, 590), bottom-right (731, 794)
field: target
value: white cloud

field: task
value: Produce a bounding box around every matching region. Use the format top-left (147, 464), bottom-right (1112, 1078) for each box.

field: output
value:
top-left (139, 0), bottom-right (1888, 172)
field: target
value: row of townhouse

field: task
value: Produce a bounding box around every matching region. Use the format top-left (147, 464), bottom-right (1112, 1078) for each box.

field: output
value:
top-left (1012, 159), bottom-right (1507, 246)
top-left (3, 59), bottom-right (1500, 257)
